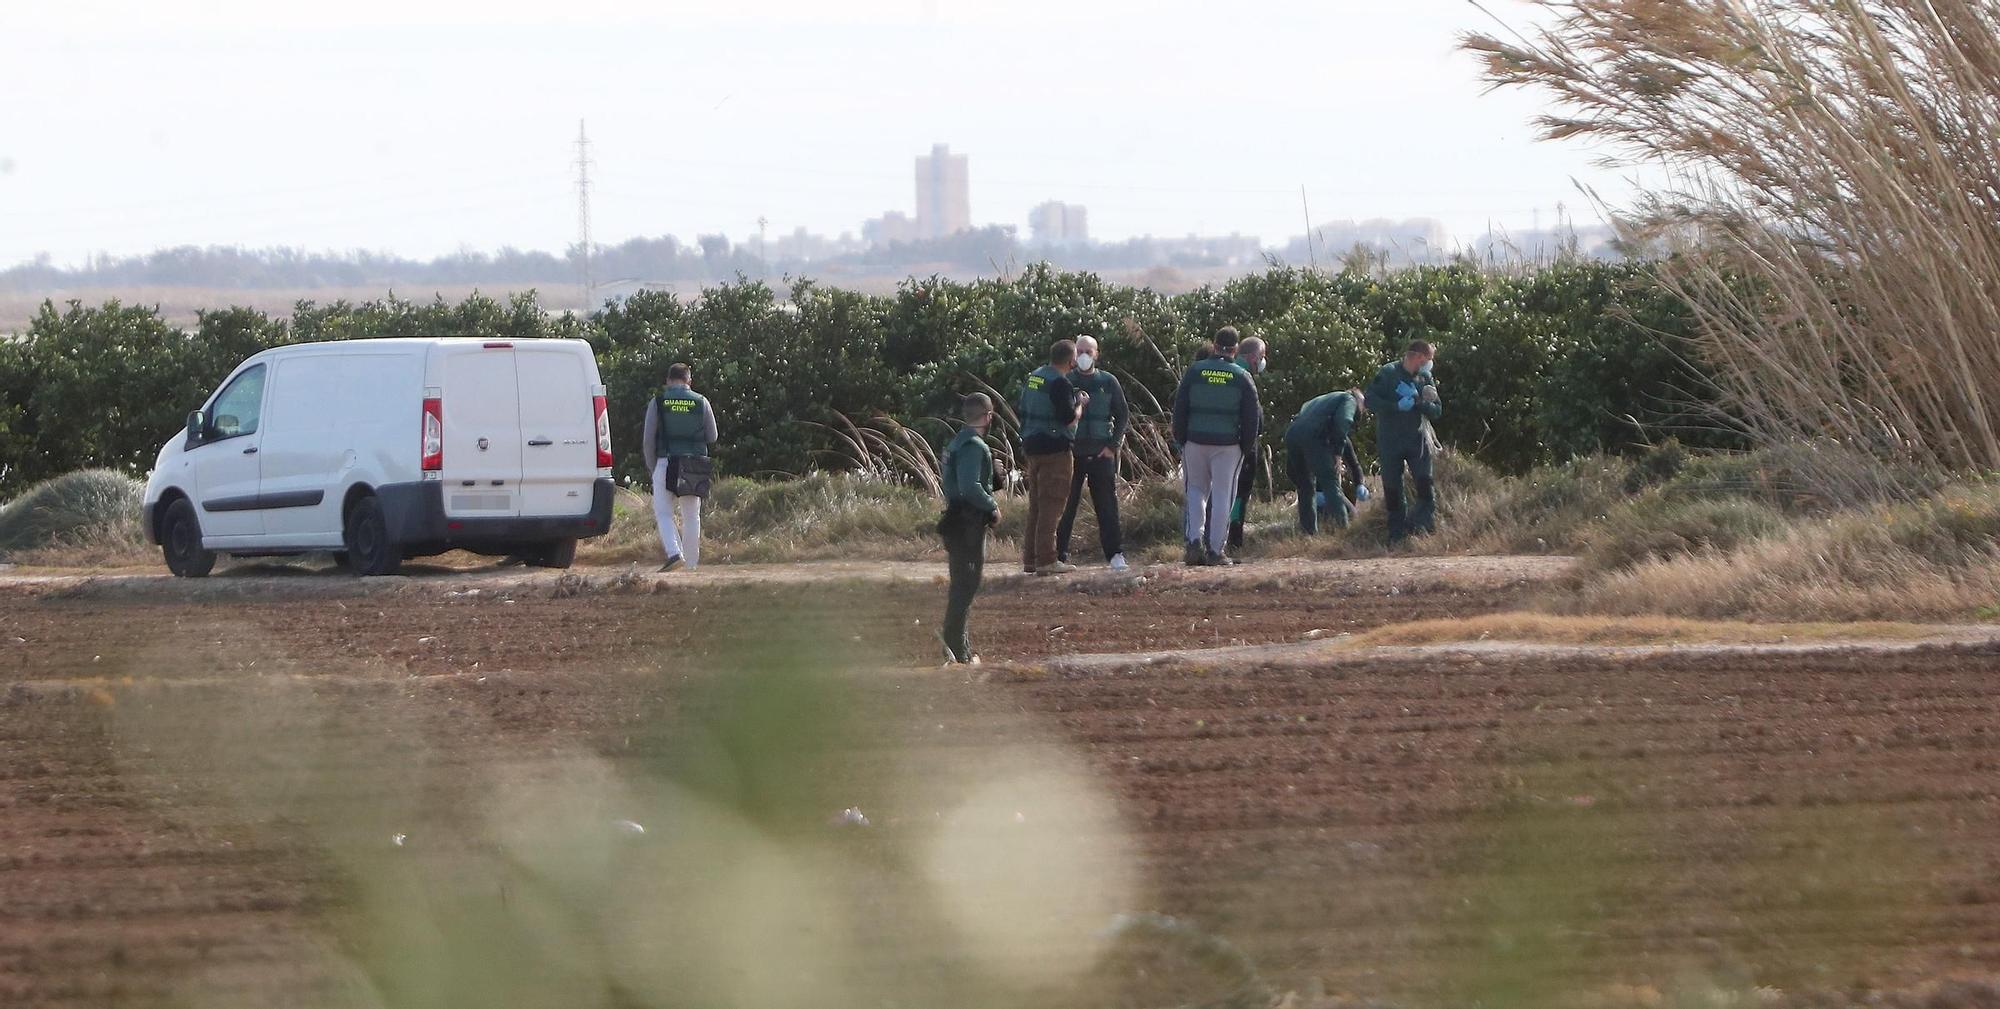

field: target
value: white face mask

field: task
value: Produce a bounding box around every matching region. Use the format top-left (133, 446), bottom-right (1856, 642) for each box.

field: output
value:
top-left (1074, 353), bottom-right (1095, 372)
top-left (1251, 357), bottom-right (1266, 374)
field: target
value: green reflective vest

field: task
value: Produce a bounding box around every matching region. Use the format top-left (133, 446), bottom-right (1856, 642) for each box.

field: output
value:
top-left (1017, 364), bottom-right (1075, 440)
top-left (941, 427), bottom-right (998, 514)
top-left (656, 387), bottom-right (710, 458)
top-left (1071, 369), bottom-right (1118, 444)
top-left (1184, 357), bottom-right (1250, 442)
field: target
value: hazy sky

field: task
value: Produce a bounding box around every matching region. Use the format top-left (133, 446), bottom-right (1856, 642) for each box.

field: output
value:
top-left (1, 0), bottom-right (1640, 268)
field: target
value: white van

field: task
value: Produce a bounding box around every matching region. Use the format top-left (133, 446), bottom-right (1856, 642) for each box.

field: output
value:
top-left (141, 337), bottom-right (615, 576)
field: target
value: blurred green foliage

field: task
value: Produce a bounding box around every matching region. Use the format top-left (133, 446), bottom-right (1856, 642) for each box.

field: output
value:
top-left (0, 262), bottom-right (1735, 498)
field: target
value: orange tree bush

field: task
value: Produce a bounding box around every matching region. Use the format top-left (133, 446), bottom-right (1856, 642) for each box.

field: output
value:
top-left (0, 262), bottom-right (1727, 496)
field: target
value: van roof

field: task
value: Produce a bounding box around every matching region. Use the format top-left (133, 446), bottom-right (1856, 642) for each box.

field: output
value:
top-left (246, 336), bottom-right (589, 359)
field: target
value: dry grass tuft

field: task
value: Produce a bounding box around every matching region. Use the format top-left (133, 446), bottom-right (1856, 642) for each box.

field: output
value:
top-left (579, 474), bottom-right (944, 565)
top-left (1567, 483), bottom-right (2000, 621)
top-left (1348, 612), bottom-right (1942, 649)
top-left (0, 469), bottom-right (149, 566)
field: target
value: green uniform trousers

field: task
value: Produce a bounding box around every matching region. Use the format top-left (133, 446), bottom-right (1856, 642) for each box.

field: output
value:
top-left (1379, 436), bottom-right (1435, 541)
top-left (939, 506), bottom-right (988, 662)
top-left (1286, 440), bottom-right (1350, 534)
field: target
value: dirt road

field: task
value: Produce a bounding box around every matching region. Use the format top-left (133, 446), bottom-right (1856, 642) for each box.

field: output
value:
top-left (4, 557), bottom-right (2000, 1008)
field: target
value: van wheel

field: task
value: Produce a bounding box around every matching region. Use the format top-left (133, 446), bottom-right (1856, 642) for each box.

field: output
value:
top-left (343, 497), bottom-right (403, 576)
top-left (161, 498), bottom-right (217, 578)
top-left (525, 539), bottom-right (578, 569)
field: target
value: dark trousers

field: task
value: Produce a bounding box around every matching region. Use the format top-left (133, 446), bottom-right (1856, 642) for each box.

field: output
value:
top-left (1056, 452), bottom-right (1122, 562)
top-left (1379, 438), bottom-right (1436, 541)
top-left (1022, 451), bottom-right (1073, 571)
top-left (1286, 441), bottom-right (1350, 534)
top-left (940, 508), bottom-right (987, 661)
top-left (1226, 451), bottom-right (1256, 549)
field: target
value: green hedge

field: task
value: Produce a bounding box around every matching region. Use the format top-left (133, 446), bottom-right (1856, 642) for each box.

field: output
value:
top-left (0, 262), bottom-right (1734, 498)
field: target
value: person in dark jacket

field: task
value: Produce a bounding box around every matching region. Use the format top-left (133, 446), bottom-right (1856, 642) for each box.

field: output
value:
top-left (1171, 327), bottom-right (1262, 566)
top-left (1055, 335), bottom-right (1131, 571)
top-left (1363, 340), bottom-right (1442, 544)
top-left (1284, 388), bottom-right (1368, 534)
top-left (642, 362), bottom-right (719, 572)
top-left (1017, 340), bottom-right (1089, 575)
top-left (937, 394), bottom-right (1000, 664)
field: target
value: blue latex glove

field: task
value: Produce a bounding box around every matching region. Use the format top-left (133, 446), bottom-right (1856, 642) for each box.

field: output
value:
top-left (1314, 490), bottom-right (1328, 511)
top-left (1356, 484), bottom-right (1372, 502)
top-left (1395, 381), bottom-right (1418, 399)
top-left (1398, 395), bottom-right (1416, 411)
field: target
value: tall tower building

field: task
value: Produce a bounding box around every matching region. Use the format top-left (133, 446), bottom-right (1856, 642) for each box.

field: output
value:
top-left (915, 143), bottom-right (970, 240)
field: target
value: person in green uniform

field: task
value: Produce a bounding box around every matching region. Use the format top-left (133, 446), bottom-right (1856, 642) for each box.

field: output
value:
top-left (642, 362), bottom-right (719, 572)
top-left (937, 394), bottom-right (1000, 665)
top-left (1363, 340), bottom-right (1442, 544)
top-left (1017, 340), bottom-right (1088, 576)
top-left (1284, 388), bottom-right (1369, 534)
top-left (1055, 334), bottom-right (1131, 571)
top-left (1171, 327), bottom-right (1262, 566)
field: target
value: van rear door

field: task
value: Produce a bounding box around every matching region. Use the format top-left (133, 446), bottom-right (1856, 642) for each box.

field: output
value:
top-left (439, 343), bottom-right (522, 518)
top-left (514, 343), bottom-right (598, 517)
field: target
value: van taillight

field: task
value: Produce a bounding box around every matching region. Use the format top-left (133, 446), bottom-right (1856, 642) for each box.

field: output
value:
top-left (593, 395), bottom-right (614, 468)
top-left (421, 397), bottom-right (444, 471)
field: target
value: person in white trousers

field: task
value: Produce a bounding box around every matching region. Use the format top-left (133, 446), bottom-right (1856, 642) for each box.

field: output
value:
top-left (1181, 442), bottom-right (1244, 561)
top-left (641, 363), bottom-right (719, 572)
top-left (1170, 327), bottom-right (1262, 566)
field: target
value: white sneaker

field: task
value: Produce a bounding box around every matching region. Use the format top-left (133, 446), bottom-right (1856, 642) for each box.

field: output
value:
top-left (1037, 561), bottom-right (1077, 575)
top-left (1108, 554), bottom-right (1129, 572)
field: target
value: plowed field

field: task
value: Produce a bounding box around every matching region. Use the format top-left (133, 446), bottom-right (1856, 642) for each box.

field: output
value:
top-left (4, 559), bottom-right (1998, 1008)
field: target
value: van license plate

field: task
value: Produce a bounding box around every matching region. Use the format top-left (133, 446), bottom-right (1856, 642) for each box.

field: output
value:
top-left (451, 494), bottom-right (512, 511)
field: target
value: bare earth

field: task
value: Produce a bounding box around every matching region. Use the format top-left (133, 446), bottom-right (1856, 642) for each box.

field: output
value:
top-left (3, 555), bottom-right (1999, 1008)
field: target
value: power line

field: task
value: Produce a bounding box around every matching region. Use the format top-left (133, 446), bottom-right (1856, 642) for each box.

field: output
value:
top-left (574, 119), bottom-right (594, 308)
top-left (1299, 185), bottom-right (1317, 272)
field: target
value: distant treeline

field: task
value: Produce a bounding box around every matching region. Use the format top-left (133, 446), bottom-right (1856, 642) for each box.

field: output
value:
top-left (0, 262), bottom-right (1734, 495)
top-left (1, 228), bottom-right (1408, 294)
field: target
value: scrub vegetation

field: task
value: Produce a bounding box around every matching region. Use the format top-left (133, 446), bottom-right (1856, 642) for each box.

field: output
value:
top-left (0, 260), bottom-right (1720, 498)
top-left (13, 439), bottom-right (1995, 625)
top-left (0, 468), bottom-right (145, 565)
top-left (1287, 442), bottom-right (2000, 622)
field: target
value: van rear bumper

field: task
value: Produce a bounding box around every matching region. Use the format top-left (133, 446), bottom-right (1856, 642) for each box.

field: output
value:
top-left (376, 479), bottom-right (616, 547)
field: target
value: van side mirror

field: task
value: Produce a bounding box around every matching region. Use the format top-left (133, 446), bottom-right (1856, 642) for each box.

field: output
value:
top-left (185, 410), bottom-right (206, 447)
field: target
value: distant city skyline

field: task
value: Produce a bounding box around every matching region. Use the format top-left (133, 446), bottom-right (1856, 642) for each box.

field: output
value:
top-left (0, 2), bottom-right (1643, 269)
top-left (759, 143), bottom-right (1610, 267)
